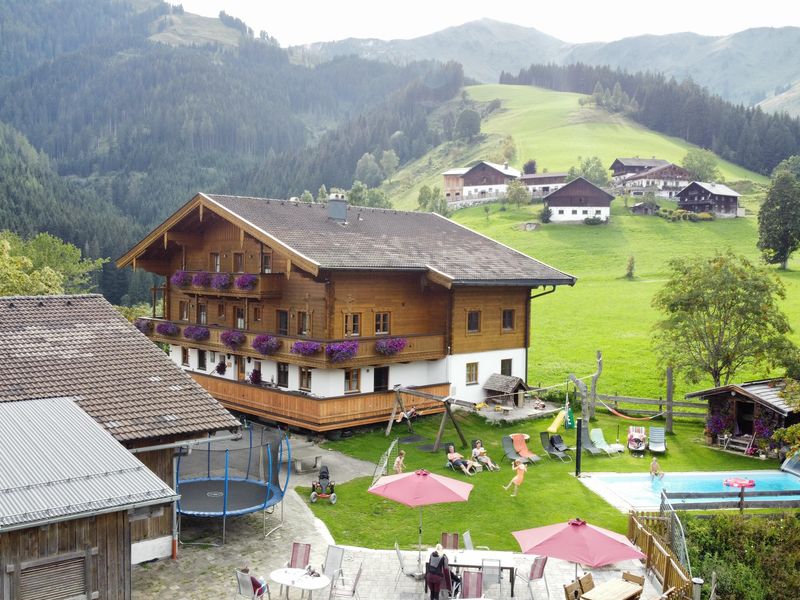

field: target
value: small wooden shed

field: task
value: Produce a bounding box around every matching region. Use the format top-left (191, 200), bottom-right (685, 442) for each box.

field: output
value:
top-left (483, 373), bottom-right (530, 407)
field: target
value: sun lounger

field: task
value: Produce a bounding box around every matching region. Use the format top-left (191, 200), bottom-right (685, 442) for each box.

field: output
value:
top-left (540, 431), bottom-right (570, 461)
top-left (649, 426), bottom-right (667, 454)
top-left (510, 433), bottom-right (542, 465)
top-left (549, 433), bottom-right (571, 453)
top-left (628, 426), bottom-right (647, 455)
top-left (590, 428), bottom-right (624, 456)
top-left (502, 435), bottom-right (524, 464)
top-left (579, 426), bottom-right (604, 456)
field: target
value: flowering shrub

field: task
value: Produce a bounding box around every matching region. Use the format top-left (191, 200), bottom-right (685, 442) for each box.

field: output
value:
top-left (291, 341), bottom-right (322, 356)
top-left (192, 271), bottom-right (211, 287)
top-left (252, 334), bottom-right (281, 355)
top-left (745, 447), bottom-right (757, 456)
top-left (183, 325), bottom-right (210, 341)
top-left (754, 418), bottom-right (772, 440)
top-left (375, 337), bottom-right (408, 356)
top-left (170, 270), bottom-right (192, 288)
top-left (235, 273), bottom-right (258, 290)
top-left (220, 329), bottom-right (246, 350)
top-left (155, 321), bottom-right (179, 336)
top-left (249, 369), bottom-right (262, 385)
top-left (211, 272), bottom-right (232, 290)
top-left (134, 318), bottom-right (152, 334)
top-left (326, 340), bottom-right (359, 363)
top-left (706, 414), bottom-right (732, 436)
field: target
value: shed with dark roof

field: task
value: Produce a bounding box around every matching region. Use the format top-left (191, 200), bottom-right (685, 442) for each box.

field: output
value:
top-left (483, 373), bottom-right (530, 407)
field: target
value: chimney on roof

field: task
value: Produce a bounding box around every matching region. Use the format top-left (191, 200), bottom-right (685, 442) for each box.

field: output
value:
top-left (327, 193), bottom-right (347, 223)
top-left (503, 162), bottom-right (509, 170)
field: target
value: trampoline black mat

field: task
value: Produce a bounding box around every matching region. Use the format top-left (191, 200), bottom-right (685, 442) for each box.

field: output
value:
top-left (417, 441), bottom-right (455, 453)
top-left (399, 435), bottom-right (426, 444)
top-left (178, 479), bottom-right (278, 515)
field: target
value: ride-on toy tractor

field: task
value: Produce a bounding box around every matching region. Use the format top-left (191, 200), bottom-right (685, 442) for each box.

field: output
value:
top-left (310, 465), bottom-right (337, 504)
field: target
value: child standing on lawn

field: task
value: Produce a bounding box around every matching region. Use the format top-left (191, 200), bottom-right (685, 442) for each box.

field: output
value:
top-left (503, 459), bottom-right (527, 496)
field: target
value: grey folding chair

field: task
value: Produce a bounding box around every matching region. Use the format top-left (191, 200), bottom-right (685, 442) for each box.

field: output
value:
top-left (322, 544), bottom-right (345, 587)
top-left (394, 541), bottom-right (420, 590)
top-left (481, 558), bottom-right (502, 597)
top-left (329, 561), bottom-right (362, 599)
top-left (462, 530), bottom-right (489, 551)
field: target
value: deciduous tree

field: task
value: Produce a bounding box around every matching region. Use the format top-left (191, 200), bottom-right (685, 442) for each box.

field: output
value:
top-left (454, 109), bottom-right (481, 140)
top-left (0, 240), bottom-right (63, 295)
top-left (682, 148), bottom-right (720, 182)
top-left (506, 179), bottom-right (529, 208)
top-left (566, 156), bottom-right (609, 186)
top-left (379, 149), bottom-right (399, 182)
top-left (523, 159), bottom-right (537, 174)
top-left (758, 171), bottom-right (800, 269)
top-left (417, 185), bottom-right (432, 210)
top-left (354, 152), bottom-right (383, 188)
top-left (652, 252), bottom-right (795, 387)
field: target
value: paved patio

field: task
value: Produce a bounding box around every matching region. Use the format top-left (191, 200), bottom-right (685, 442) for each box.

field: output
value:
top-left (132, 436), bottom-right (663, 599)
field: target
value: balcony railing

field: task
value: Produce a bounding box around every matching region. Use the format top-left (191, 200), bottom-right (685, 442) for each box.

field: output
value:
top-left (138, 317), bottom-right (447, 367)
top-left (191, 374), bottom-right (450, 431)
top-left (169, 271), bottom-right (283, 299)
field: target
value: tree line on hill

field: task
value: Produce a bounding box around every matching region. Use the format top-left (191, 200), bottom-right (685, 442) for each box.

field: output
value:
top-left (500, 63), bottom-right (800, 175)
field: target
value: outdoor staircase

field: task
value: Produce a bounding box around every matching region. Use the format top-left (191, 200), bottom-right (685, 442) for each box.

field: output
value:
top-left (722, 435), bottom-right (753, 453)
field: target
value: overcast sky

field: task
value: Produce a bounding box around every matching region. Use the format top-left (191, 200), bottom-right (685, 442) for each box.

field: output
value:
top-left (177, 0), bottom-right (800, 47)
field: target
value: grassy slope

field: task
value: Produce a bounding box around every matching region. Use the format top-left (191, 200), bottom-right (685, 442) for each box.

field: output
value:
top-left (387, 85), bottom-right (768, 210)
top-left (452, 202), bottom-right (800, 399)
top-left (149, 12), bottom-right (241, 48)
top-left (310, 412), bottom-right (776, 549)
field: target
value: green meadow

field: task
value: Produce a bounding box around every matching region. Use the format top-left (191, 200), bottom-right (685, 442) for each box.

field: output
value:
top-left (386, 84), bottom-right (768, 210)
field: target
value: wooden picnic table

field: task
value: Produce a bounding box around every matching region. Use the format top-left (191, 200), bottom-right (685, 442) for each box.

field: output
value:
top-left (580, 578), bottom-right (643, 600)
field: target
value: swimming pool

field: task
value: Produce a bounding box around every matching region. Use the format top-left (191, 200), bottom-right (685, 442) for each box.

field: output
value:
top-left (581, 470), bottom-right (800, 511)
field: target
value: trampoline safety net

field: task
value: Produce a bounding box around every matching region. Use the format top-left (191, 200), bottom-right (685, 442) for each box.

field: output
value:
top-left (176, 424), bottom-right (290, 517)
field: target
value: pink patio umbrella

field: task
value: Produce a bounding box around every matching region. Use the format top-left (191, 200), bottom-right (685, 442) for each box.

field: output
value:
top-left (369, 469), bottom-right (473, 569)
top-left (512, 518), bottom-right (646, 579)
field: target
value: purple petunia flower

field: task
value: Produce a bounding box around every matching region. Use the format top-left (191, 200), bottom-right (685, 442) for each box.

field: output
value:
top-left (220, 329), bottom-right (246, 350)
top-left (375, 337), bottom-right (408, 356)
top-left (252, 334), bottom-right (282, 355)
top-left (326, 340), bottom-right (359, 363)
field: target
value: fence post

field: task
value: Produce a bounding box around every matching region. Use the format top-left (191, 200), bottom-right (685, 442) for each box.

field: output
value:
top-left (739, 487), bottom-right (745, 513)
top-left (666, 367), bottom-right (674, 434)
top-left (692, 577), bottom-right (704, 600)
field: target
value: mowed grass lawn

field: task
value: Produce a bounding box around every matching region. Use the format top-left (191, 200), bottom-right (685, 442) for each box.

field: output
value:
top-left (453, 203), bottom-right (800, 399)
top-left (308, 412), bottom-right (776, 550)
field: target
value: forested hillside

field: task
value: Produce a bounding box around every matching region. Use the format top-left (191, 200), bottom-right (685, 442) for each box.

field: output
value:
top-left (500, 63), bottom-right (800, 175)
top-left (0, 1), bottom-right (461, 303)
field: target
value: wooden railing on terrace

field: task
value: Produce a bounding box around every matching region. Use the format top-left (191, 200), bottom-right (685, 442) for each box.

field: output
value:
top-left (140, 317), bottom-right (447, 368)
top-left (192, 374), bottom-right (449, 431)
top-left (628, 512), bottom-right (692, 599)
top-left (171, 271), bottom-right (284, 299)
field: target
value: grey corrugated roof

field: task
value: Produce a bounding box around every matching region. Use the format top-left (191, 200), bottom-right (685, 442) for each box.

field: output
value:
top-left (0, 295), bottom-right (240, 442)
top-left (442, 167), bottom-right (470, 176)
top-left (520, 172), bottom-right (567, 181)
top-left (685, 379), bottom-right (793, 416)
top-left (204, 194), bottom-right (575, 286)
top-left (0, 398), bottom-right (177, 531)
top-left (679, 181), bottom-right (740, 197)
top-left (612, 158), bottom-right (670, 169)
top-left (482, 373), bottom-right (530, 394)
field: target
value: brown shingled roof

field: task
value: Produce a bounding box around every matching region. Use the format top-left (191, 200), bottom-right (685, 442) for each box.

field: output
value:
top-left (0, 295), bottom-right (240, 442)
top-left (202, 194), bottom-right (575, 287)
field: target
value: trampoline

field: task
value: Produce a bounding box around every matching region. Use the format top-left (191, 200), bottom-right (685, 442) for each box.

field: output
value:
top-left (176, 424), bottom-right (291, 544)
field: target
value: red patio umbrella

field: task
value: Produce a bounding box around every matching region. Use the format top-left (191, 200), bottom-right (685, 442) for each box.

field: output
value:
top-left (369, 469), bottom-right (473, 569)
top-left (512, 518), bottom-right (645, 578)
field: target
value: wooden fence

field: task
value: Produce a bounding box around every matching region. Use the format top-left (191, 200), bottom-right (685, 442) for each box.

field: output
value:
top-left (596, 394), bottom-right (708, 419)
top-left (628, 512), bottom-right (693, 599)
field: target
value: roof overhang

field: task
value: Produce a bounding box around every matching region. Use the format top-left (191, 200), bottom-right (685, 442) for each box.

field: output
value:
top-left (685, 379), bottom-right (790, 416)
top-left (116, 193), bottom-right (321, 277)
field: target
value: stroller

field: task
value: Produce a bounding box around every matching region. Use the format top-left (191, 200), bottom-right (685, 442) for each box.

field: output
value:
top-left (310, 465), bottom-right (337, 504)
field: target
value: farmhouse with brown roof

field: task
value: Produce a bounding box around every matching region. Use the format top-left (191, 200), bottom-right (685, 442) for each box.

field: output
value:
top-left (117, 193), bottom-right (575, 432)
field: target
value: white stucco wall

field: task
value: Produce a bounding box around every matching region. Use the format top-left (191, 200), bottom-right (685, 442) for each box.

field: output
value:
top-left (463, 184), bottom-right (509, 198)
top-left (549, 206), bottom-right (610, 222)
top-left (447, 347), bottom-right (527, 402)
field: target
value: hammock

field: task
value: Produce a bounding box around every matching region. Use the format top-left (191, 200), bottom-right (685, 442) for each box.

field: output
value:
top-left (597, 397), bottom-right (665, 421)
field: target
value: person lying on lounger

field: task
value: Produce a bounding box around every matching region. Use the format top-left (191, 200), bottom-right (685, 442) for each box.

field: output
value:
top-left (447, 444), bottom-right (475, 476)
top-left (471, 439), bottom-right (500, 471)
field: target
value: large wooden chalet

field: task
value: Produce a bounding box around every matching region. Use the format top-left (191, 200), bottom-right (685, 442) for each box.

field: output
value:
top-left (618, 163), bottom-right (692, 198)
top-left (543, 177), bottom-right (614, 223)
top-left (520, 172), bottom-right (568, 197)
top-left (676, 181), bottom-right (742, 218)
top-left (609, 157), bottom-right (669, 181)
top-left (117, 194), bottom-right (576, 432)
top-left (442, 161), bottom-right (521, 201)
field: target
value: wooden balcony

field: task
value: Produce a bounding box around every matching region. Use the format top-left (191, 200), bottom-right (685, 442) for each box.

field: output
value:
top-left (191, 373), bottom-right (450, 431)
top-left (140, 318), bottom-right (447, 368)
top-left (170, 271), bottom-right (283, 299)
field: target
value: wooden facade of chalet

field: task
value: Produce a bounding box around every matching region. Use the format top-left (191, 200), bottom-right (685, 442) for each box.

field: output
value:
top-left (544, 177), bottom-right (614, 221)
top-left (462, 162), bottom-right (515, 187)
top-left (118, 193), bottom-right (575, 432)
top-left (676, 181), bottom-right (741, 217)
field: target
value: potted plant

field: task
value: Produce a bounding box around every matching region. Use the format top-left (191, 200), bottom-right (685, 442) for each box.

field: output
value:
top-left (249, 369), bottom-right (262, 385)
top-left (183, 325), bottom-right (210, 341)
top-left (192, 271), bottom-right (211, 287)
top-left (252, 334), bottom-right (281, 355)
top-left (375, 337), bottom-right (408, 356)
top-left (291, 341), bottom-right (322, 356)
top-left (155, 321), bottom-right (179, 336)
top-left (170, 270), bottom-right (192, 288)
top-left (220, 330), bottom-right (246, 350)
top-left (703, 427), bottom-right (714, 445)
top-left (133, 318), bottom-right (152, 334)
top-left (326, 340), bottom-right (359, 363)
top-left (235, 273), bottom-right (258, 291)
top-left (211, 272), bottom-right (232, 290)
top-left (757, 439), bottom-right (768, 460)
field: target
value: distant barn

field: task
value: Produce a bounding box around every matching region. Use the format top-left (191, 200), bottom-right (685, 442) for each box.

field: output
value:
top-left (544, 177), bottom-right (615, 222)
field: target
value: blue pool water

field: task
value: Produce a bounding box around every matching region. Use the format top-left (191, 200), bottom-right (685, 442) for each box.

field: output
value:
top-left (588, 470), bottom-right (800, 509)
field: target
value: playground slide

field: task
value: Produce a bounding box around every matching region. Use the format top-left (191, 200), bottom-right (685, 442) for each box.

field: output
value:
top-left (547, 410), bottom-right (565, 433)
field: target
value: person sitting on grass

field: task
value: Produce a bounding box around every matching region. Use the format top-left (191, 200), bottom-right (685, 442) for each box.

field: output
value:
top-left (650, 456), bottom-right (665, 480)
top-left (446, 444), bottom-right (475, 476)
top-left (471, 439), bottom-right (500, 471)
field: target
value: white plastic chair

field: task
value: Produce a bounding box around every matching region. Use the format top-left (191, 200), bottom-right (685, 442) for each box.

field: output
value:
top-left (462, 530), bottom-right (489, 551)
top-left (516, 556), bottom-right (549, 600)
top-left (329, 561), bottom-right (362, 599)
top-left (234, 570), bottom-right (270, 599)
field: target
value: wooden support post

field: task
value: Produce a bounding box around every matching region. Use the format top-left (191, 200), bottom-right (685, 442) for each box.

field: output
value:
top-left (666, 367), bottom-right (674, 434)
top-left (446, 401), bottom-right (468, 448)
top-left (590, 350), bottom-right (602, 419)
top-left (433, 411), bottom-right (448, 452)
top-left (385, 388), bottom-right (407, 436)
